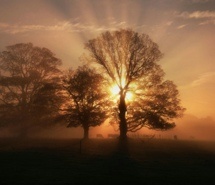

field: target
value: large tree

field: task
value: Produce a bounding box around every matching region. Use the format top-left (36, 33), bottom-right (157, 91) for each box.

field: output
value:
top-left (85, 29), bottom-right (185, 144)
top-left (62, 65), bottom-right (111, 139)
top-left (31, 79), bottom-right (64, 125)
top-left (0, 43), bottom-right (62, 136)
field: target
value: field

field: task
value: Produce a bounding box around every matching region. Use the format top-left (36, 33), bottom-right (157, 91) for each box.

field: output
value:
top-left (0, 138), bottom-right (215, 185)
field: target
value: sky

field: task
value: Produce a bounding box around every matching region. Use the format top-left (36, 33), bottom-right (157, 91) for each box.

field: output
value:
top-left (0, 0), bottom-right (215, 139)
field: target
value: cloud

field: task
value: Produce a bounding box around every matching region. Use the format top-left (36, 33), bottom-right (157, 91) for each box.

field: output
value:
top-left (177, 10), bottom-right (215, 25)
top-left (0, 23), bottom-right (48, 34)
top-left (178, 11), bottom-right (215, 19)
top-left (0, 21), bottom-right (86, 34)
top-left (177, 24), bottom-right (186, 29)
top-left (199, 19), bottom-right (215, 25)
top-left (191, 72), bottom-right (215, 87)
top-left (0, 19), bottom-right (130, 35)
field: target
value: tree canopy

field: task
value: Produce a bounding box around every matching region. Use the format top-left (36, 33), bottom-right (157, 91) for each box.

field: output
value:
top-left (61, 65), bottom-right (112, 139)
top-left (0, 43), bottom-right (62, 131)
top-left (84, 29), bottom-right (185, 141)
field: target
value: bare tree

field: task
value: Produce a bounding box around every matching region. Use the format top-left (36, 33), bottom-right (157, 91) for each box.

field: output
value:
top-left (0, 43), bottom-right (62, 136)
top-left (84, 29), bottom-right (185, 146)
top-left (62, 65), bottom-right (111, 139)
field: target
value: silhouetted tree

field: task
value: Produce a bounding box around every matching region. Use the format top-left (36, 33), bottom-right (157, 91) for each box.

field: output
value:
top-left (31, 80), bottom-right (64, 125)
top-left (84, 29), bottom-right (185, 150)
top-left (0, 43), bottom-right (62, 136)
top-left (62, 65), bottom-right (111, 139)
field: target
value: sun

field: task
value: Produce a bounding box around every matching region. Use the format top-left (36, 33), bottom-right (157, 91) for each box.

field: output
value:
top-left (110, 84), bottom-right (134, 102)
top-left (110, 85), bottom-right (120, 96)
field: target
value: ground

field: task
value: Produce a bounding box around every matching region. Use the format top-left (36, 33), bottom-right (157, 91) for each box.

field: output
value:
top-left (0, 138), bottom-right (215, 185)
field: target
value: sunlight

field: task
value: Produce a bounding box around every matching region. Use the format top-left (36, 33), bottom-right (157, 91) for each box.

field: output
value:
top-left (110, 84), bottom-right (134, 102)
top-left (126, 91), bottom-right (133, 101)
top-left (110, 84), bottom-right (120, 96)
top-left (109, 84), bottom-right (120, 103)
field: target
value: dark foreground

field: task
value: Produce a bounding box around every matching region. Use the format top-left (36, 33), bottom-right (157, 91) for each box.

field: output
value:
top-left (0, 138), bottom-right (215, 185)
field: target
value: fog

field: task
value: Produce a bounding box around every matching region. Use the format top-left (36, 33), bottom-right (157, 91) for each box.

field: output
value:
top-left (0, 114), bottom-right (214, 142)
top-left (91, 114), bottom-right (215, 141)
top-left (137, 114), bottom-right (215, 141)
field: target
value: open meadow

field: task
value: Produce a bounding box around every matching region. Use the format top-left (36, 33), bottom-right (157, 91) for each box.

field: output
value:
top-left (0, 138), bottom-right (215, 185)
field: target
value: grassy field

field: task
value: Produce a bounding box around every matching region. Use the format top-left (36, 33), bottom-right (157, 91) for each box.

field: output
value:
top-left (0, 138), bottom-right (215, 185)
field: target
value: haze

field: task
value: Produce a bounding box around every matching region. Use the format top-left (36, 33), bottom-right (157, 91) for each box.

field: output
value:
top-left (0, 0), bottom-right (215, 140)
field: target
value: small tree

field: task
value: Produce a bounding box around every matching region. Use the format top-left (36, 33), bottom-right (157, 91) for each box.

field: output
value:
top-left (62, 65), bottom-right (111, 139)
top-left (0, 43), bottom-right (62, 136)
top-left (84, 29), bottom-right (185, 148)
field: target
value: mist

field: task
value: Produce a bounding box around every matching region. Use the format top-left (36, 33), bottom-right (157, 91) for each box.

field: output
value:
top-left (0, 114), bottom-right (215, 141)
top-left (135, 114), bottom-right (215, 141)
top-left (0, 124), bottom-right (83, 139)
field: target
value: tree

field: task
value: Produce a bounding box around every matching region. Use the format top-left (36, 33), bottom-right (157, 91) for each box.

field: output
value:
top-left (84, 29), bottom-right (185, 145)
top-left (62, 65), bottom-right (111, 139)
top-left (0, 43), bottom-right (62, 136)
top-left (31, 79), bottom-right (64, 125)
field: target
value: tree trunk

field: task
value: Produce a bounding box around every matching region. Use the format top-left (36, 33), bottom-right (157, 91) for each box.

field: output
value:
top-left (83, 126), bottom-right (89, 140)
top-left (118, 91), bottom-right (128, 155)
top-left (119, 91), bottom-right (127, 139)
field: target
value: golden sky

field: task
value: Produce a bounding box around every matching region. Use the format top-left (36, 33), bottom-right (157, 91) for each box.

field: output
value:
top-left (0, 0), bottom-right (215, 123)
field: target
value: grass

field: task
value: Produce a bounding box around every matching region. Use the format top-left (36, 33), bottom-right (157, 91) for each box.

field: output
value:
top-left (0, 138), bottom-right (215, 185)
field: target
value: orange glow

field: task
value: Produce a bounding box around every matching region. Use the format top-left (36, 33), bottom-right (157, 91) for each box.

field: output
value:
top-left (109, 84), bottom-right (134, 102)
